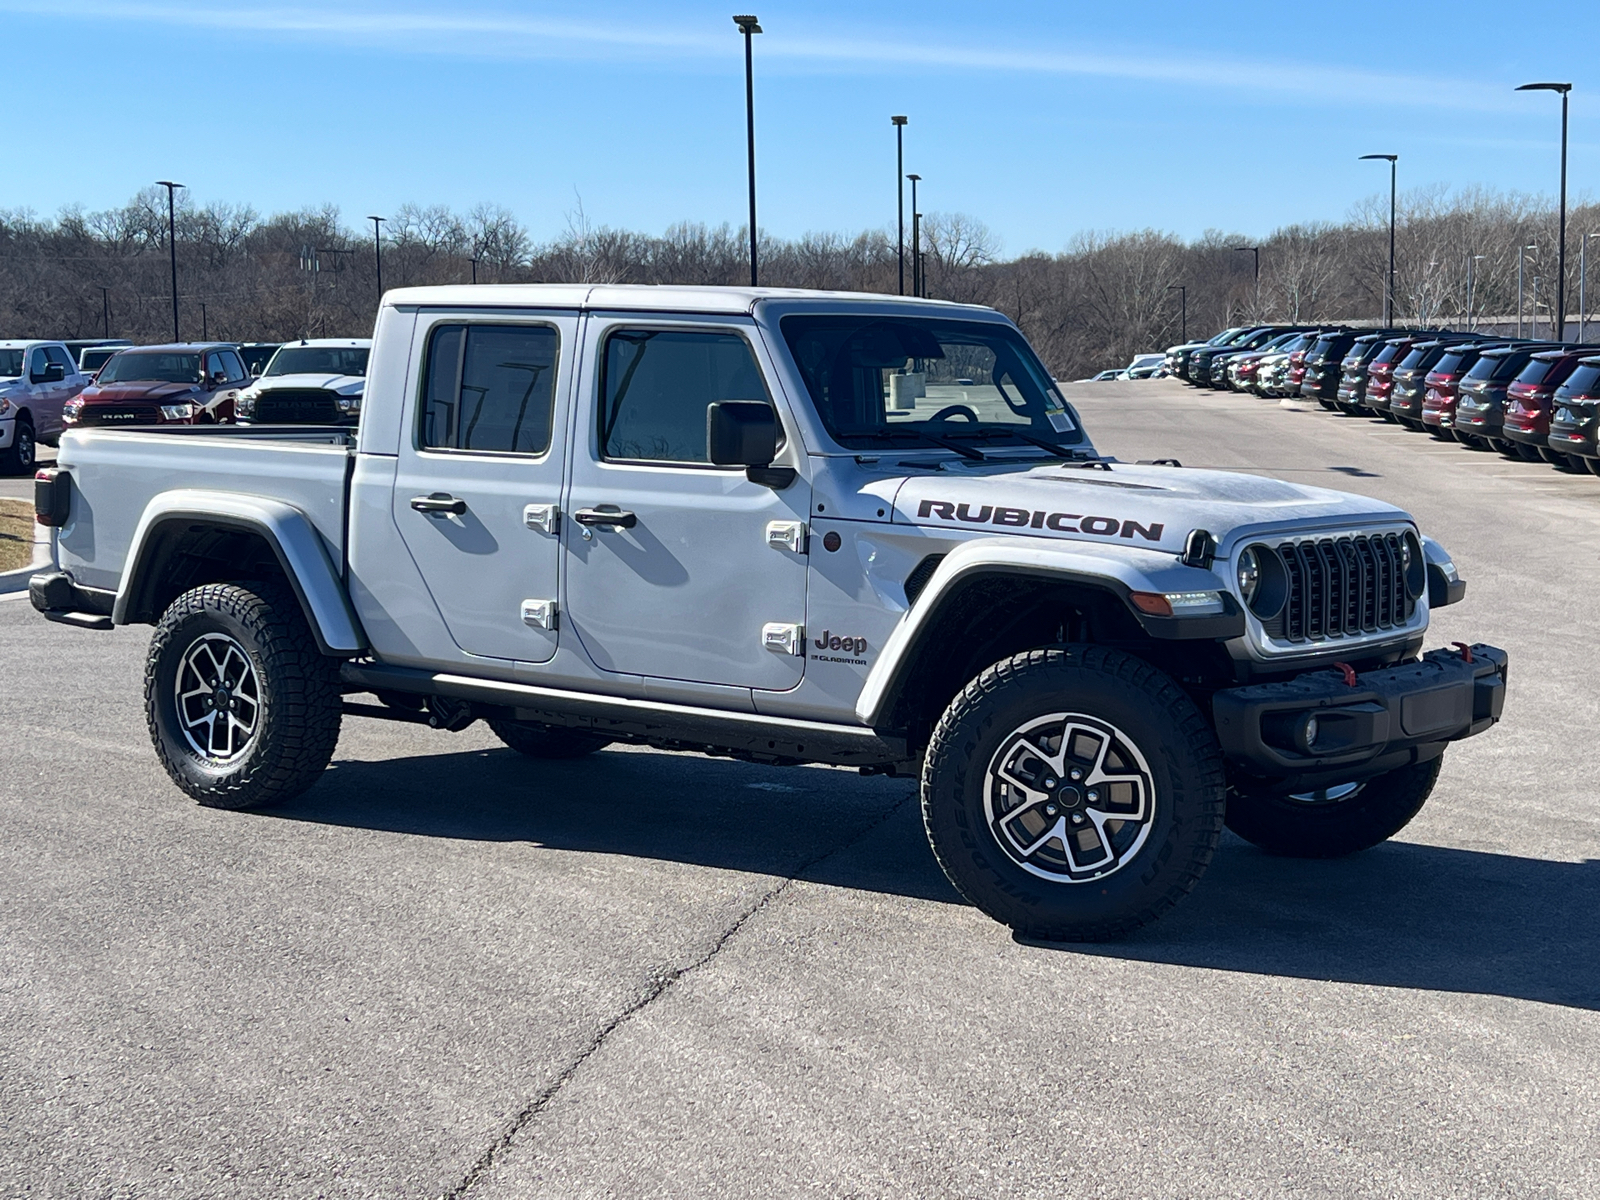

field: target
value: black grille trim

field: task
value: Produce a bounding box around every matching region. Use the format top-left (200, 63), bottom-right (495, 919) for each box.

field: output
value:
top-left (1275, 533), bottom-right (1414, 643)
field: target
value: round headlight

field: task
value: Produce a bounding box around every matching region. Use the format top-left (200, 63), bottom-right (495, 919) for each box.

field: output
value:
top-left (1238, 543), bottom-right (1288, 621)
top-left (1237, 546), bottom-right (1261, 604)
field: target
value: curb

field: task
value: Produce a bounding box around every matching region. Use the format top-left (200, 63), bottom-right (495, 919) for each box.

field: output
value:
top-left (0, 525), bottom-right (50, 596)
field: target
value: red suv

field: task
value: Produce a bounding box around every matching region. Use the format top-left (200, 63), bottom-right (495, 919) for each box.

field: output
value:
top-left (63, 343), bottom-right (250, 429)
top-left (1502, 349), bottom-right (1595, 464)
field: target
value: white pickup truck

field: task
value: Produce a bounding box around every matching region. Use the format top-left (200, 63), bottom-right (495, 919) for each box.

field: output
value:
top-left (29, 285), bottom-right (1507, 941)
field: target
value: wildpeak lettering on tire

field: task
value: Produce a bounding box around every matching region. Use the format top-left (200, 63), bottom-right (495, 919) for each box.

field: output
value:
top-left (916, 499), bottom-right (1164, 542)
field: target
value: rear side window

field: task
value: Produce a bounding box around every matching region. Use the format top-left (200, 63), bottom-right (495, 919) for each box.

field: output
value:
top-left (600, 328), bottom-right (769, 464)
top-left (1512, 357), bottom-right (1557, 387)
top-left (43, 345), bottom-right (74, 372)
top-left (1556, 363), bottom-right (1600, 400)
top-left (1433, 351), bottom-right (1472, 375)
top-left (1463, 355), bottom-right (1500, 381)
top-left (420, 323), bottom-right (560, 455)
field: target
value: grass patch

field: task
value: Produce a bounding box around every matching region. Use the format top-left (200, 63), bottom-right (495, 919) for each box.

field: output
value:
top-left (0, 499), bottom-right (36, 572)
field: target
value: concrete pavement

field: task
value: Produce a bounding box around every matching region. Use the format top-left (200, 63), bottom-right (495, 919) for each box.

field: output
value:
top-left (3, 379), bottom-right (1598, 1198)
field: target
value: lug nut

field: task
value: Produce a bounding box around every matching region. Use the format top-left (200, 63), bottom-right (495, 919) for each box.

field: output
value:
top-left (1045, 805), bottom-right (1058, 816)
top-left (1070, 770), bottom-right (1082, 781)
top-left (1087, 790), bottom-right (1099, 802)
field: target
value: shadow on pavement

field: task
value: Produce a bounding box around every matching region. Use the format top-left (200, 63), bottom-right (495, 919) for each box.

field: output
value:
top-left (273, 745), bottom-right (1600, 1012)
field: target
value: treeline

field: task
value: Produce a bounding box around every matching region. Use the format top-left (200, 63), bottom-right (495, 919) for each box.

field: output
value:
top-left (1, 185), bottom-right (1595, 378)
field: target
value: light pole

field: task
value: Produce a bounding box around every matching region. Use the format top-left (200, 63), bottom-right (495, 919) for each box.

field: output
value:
top-left (100, 287), bottom-right (110, 339)
top-left (368, 216), bottom-right (386, 299)
top-left (1233, 245), bottom-right (1260, 314)
top-left (469, 256), bottom-right (479, 285)
top-left (1519, 244), bottom-right (1536, 337)
top-left (1582, 233), bottom-right (1600, 342)
top-left (1517, 83), bottom-right (1572, 339)
top-left (1467, 254), bottom-right (1486, 331)
top-left (1166, 284), bottom-right (1187, 342)
top-left (734, 14), bottom-right (762, 288)
top-left (892, 115), bottom-right (908, 295)
top-left (155, 180), bottom-right (184, 341)
top-left (915, 173), bottom-right (928, 300)
top-left (1359, 154), bottom-right (1398, 326)
top-left (200, 302), bottom-right (208, 341)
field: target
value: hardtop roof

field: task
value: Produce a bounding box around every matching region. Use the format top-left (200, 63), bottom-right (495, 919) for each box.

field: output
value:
top-left (381, 283), bottom-right (999, 319)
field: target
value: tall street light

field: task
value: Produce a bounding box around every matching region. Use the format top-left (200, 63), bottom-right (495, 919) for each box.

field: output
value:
top-left (156, 181), bottom-right (184, 341)
top-left (734, 15), bottom-right (762, 288)
top-left (100, 287), bottom-right (110, 339)
top-left (907, 174), bottom-right (921, 298)
top-left (368, 216), bottom-right (386, 299)
top-left (1359, 154), bottom-right (1398, 326)
top-left (1166, 284), bottom-right (1187, 342)
top-left (1581, 233), bottom-right (1600, 341)
top-left (892, 115), bottom-right (908, 295)
top-left (469, 256), bottom-right (479, 285)
top-left (1517, 83), bottom-right (1573, 340)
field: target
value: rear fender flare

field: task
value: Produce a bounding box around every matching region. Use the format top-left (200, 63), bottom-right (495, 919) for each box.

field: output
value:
top-left (113, 489), bottom-right (366, 655)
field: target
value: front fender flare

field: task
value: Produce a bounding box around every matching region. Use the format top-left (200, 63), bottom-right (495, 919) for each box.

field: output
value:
top-left (113, 489), bottom-right (366, 655)
top-left (853, 537), bottom-right (1235, 727)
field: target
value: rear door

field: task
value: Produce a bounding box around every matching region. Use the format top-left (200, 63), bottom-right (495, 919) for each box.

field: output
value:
top-left (392, 313), bottom-right (576, 665)
top-left (562, 315), bottom-right (810, 692)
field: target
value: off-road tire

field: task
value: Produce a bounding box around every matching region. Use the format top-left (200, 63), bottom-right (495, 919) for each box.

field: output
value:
top-left (487, 718), bottom-right (612, 759)
top-left (1, 415), bottom-right (35, 475)
top-left (1224, 757), bottom-right (1442, 858)
top-left (146, 581), bottom-right (341, 809)
top-left (921, 646), bottom-right (1226, 942)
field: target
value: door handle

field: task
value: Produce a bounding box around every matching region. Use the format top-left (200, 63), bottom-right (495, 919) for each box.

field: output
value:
top-left (573, 507), bottom-right (638, 529)
top-left (410, 492), bottom-right (468, 516)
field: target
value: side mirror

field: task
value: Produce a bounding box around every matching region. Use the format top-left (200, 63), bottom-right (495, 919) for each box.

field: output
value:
top-left (707, 401), bottom-right (794, 489)
top-left (40, 363), bottom-right (66, 383)
top-left (707, 401), bottom-right (778, 466)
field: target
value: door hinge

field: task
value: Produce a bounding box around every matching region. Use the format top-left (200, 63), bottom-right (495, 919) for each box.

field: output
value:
top-left (521, 599), bottom-right (558, 630)
top-left (762, 622), bottom-right (805, 656)
top-left (524, 504), bottom-right (560, 535)
top-left (765, 520), bottom-right (807, 554)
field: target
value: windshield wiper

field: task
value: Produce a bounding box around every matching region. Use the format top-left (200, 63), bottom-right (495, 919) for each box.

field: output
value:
top-left (937, 427), bottom-right (1096, 461)
top-left (849, 428), bottom-right (986, 461)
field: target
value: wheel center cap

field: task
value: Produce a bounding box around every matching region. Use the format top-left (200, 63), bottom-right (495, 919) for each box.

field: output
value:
top-left (214, 688), bottom-right (230, 707)
top-left (1055, 784), bottom-right (1085, 810)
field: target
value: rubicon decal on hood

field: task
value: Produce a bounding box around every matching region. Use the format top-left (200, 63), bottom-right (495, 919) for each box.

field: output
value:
top-left (917, 499), bottom-right (1163, 543)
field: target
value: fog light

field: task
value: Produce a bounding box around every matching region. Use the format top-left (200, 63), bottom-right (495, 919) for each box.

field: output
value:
top-left (1297, 713), bottom-right (1320, 752)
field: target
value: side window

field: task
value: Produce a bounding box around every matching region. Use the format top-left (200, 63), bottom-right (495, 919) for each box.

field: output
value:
top-left (203, 353), bottom-right (225, 382)
top-left (27, 348), bottom-right (48, 380)
top-left (44, 345), bottom-right (74, 372)
top-left (600, 328), bottom-right (770, 464)
top-left (420, 323), bottom-right (559, 455)
top-left (220, 350), bottom-right (247, 382)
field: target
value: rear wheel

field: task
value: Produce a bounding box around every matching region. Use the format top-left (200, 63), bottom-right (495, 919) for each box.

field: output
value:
top-left (1224, 758), bottom-right (1441, 858)
top-left (146, 582), bottom-right (342, 809)
top-left (0, 415), bottom-right (35, 476)
top-left (1490, 438), bottom-right (1522, 459)
top-left (487, 718), bottom-right (612, 759)
top-left (1513, 442), bottom-right (1543, 462)
top-left (921, 646), bottom-right (1225, 942)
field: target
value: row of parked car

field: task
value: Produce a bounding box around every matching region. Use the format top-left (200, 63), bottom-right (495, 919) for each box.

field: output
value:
top-left (0, 337), bottom-right (370, 474)
top-left (1163, 324), bottom-right (1600, 475)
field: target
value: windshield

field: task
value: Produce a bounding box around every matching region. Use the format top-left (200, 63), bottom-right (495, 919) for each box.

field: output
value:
top-left (1433, 350), bottom-right (1475, 376)
top-left (1207, 327), bottom-right (1246, 345)
top-left (265, 346), bottom-right (370, 377)
top-left (1513, 357), bottom-right (1561, 388)
top-left (780, 315), bottom-right (1086, 452)
top-left (1555, 364), bottom-right (1600, 400)
top-left (0, 349), bottom-right (23, 378)
top-left (97, 351), bottom-right (201, 385)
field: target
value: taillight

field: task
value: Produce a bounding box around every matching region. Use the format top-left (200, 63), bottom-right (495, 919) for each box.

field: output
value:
top-left (34, 467), bottom-right (69, 527)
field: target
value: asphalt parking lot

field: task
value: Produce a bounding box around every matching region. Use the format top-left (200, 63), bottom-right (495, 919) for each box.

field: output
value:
top-left (4, 380), bottom-right (1599, 1199)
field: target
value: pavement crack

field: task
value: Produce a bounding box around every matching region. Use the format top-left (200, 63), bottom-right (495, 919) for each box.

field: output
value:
top-left (441, 787), bottom-right (918, 1199)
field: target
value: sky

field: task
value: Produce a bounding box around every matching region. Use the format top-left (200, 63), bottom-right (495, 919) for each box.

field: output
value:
top-left (5, 0), bottom-right (1597, 255)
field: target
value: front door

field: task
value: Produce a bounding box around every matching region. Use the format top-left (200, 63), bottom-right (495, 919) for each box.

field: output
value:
top-left (563, 317), bottom-right (810, 692)
top-left (393, 314), bottom-right (576, 665)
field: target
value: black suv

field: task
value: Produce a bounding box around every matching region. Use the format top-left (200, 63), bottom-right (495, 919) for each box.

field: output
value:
top-left (1452, 343), bottom-right (1570, 450)
top-left (1387, 335), bottom-right (1487, 429)
top-left (1547, 356), bottom-right (1600, 473)
top-left (1168, 327), bottom-right (1250, 383)
top-left (1192, 326), bottom-right (1308, 390)
top-left (1298, 330), bottom-right (1367, 406)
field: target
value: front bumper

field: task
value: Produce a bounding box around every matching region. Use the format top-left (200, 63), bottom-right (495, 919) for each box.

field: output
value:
top-left (1213, 643), bottom-right (1507, 787)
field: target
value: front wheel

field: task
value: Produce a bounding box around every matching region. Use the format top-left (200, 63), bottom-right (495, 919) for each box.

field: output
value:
top-left (146, 581), bottom-right (342, 809)
top-left (0, 415), bottom-right (35, 475)
top-left (1224, 757), bottom-right (1441, 858)
top-left (921, 646), bottom-right (1225, 942)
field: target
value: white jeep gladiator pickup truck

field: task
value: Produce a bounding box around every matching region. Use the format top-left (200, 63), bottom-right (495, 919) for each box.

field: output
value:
top-left (29, 285), bottom-right (1508, 941)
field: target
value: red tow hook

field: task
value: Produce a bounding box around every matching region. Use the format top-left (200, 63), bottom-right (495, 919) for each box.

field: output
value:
top-left (1333, 662), bottom-right (1358, 688)
top-left (1452, 641), bottom-right (1475, 664)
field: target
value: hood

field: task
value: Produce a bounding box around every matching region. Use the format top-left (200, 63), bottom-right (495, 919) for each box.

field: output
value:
top-left (886, 461), bottom-right (1409, 555)
top-left (82, 381), bottom-right (199, 402)
top-left (249, 372), bottom-right (364, 393)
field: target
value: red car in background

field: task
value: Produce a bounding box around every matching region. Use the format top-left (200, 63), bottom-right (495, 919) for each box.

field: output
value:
top-left (1502, 349), bottom-right (1594, 464)
top-left (63, 343), bottom-right (251, 429)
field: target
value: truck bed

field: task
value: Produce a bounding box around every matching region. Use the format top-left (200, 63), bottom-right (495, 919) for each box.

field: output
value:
top-left (53, 425), bottom-right (353, 593)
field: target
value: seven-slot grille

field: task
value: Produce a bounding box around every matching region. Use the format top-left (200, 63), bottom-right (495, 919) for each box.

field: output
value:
top-left (1271, 532), bottom-right (1414, 643)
